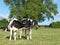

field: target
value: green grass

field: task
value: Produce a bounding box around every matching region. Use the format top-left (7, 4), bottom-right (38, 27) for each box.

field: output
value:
top-left (0, 27), bottom-right (60, 45)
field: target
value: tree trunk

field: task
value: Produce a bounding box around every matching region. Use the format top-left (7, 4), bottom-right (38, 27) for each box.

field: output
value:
top-left (34, 20), bottom-right (39, 29)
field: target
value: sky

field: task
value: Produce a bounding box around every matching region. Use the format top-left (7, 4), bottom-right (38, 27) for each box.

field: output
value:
top-left (0, 0), bottom-right (9, 19)
top-left (0, 0), bottom-right (60, 25)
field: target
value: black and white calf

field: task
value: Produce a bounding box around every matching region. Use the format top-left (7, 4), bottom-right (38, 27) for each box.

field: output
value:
top-left (21, 18), bottom-right (33, 39)
top-left (8, 18), bottom-right (33, 40)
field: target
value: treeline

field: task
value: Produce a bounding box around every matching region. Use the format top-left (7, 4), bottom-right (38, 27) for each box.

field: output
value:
top-left (49, 22), bottom-right (60, 28)
top-left (38, 22), bottom-right (60, 28)
top-left (0, 19), bottom-right (8, 29)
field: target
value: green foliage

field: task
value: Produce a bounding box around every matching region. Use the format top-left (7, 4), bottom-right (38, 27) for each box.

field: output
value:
top-left (50, 22), bottom-right (60, 28)
top-left (0, 19), bottom-right (8, 28)
top-left (4, 0), bottom-right (58, 25)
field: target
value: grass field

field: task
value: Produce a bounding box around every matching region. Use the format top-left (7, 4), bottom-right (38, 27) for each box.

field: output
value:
top-left (0, 27), bottom-right (60, 45)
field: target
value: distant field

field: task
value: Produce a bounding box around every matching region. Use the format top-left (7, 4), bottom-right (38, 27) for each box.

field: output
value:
top-left (0, 27), bottom-right (60, 45)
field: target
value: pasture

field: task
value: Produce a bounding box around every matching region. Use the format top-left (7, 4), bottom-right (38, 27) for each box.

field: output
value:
top-left (0, 27), bottom-right (60, 45)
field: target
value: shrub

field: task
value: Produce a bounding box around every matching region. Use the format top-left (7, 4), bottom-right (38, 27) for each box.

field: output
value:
top-left (49, 22), bottom-right (60, 28)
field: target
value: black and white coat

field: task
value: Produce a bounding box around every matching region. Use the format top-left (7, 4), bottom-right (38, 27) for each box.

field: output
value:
top-left (8, 18), bottom-right (33, 40)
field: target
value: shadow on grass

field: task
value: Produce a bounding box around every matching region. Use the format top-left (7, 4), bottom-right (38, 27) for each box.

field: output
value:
top-left (18, 35), bottom-right (27, 40)
top-left (6, 35), bottom-right (27, 40)
top-left (6, 36), bottom-right (10, 39)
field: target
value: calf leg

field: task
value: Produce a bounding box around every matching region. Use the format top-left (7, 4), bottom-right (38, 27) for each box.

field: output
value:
top-left (29, 29), bottom-right (32, 39)
top-left (26, 29), bottom-right (32, 40)
top-left (14, 31), bottom-right (16, 41)
top-left (9, 30), bottom-right (12, 40)
top-left (5, 28), bottom-right (7, 32)
top-left (26, 30), bottom-right (29, 39)
top-left (25, 29), bottom-right (27, 37)
top-left (20, 28), bottom-right (22, 39)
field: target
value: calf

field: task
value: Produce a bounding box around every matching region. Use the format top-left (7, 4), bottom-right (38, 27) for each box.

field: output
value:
top-left (21, 18), bottom-right (33, 39)
top-left (8, 18), bottom-right (33, 40)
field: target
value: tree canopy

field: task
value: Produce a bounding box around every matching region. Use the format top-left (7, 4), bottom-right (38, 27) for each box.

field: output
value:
top-left (4, 0), bottom-right (58, 25)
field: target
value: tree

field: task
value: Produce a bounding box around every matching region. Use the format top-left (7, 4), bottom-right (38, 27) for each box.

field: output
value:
top-left (0, 19), bottom-right (8, 28)
top-left (4, 0), bottom-right (58, 25)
